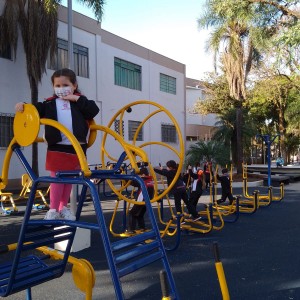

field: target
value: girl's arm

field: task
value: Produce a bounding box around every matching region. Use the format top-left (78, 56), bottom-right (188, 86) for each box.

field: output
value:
top-left (74, 95), bottom-right (100, 120)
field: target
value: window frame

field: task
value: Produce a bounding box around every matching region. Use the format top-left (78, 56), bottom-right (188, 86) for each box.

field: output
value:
top-left (160, 73), bottom-right (176, 95)
top-left (114, 57), bottom-right (142, 91)
top-left (48, 38), bottom-right (89, 78)
top-left (128, 120), bottom-right (143, 141)
top-left (161, 123), bottom-right (177, 143)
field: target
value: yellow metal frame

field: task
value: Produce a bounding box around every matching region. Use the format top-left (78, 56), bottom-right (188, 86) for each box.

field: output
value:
top-left (100, 100), bottom-right (184, 204)
top-left (242, 164), bottom-right (285, 206)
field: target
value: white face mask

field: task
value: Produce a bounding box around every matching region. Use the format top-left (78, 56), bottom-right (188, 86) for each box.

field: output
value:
top-left (54, 86), bottom-right (72, 98)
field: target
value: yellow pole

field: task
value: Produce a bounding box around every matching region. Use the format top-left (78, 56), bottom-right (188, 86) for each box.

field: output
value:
top-left (213, 242), bottom-right (230, 300)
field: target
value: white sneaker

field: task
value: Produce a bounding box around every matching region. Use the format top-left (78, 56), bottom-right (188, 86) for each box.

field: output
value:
top-left (59, 206), bottom-right (76, 221)
top-left (44, 209), bottom-right (60, 220)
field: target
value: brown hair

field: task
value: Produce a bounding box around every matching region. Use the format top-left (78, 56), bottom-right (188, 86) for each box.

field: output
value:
top-left (51, 68), bottom-right (80, 93)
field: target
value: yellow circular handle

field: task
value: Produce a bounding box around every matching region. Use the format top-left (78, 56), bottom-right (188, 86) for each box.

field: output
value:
top-left (13, 104), bottom-right (40, 147)
top-left (101, 100), bottom-right (184, 204)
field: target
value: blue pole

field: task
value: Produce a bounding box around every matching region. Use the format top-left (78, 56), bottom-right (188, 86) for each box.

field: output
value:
top-left (266, 135), bottom-right (271, 186)
top-left (256, 134), bottom-right (280, 187)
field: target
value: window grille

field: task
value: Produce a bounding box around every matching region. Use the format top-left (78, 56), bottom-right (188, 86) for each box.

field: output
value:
top-left (0, 113), bottom-right (14, 149)
top-left (161, 123), bottom-right (177, 143)
top-left (160, 73), bottom-right (176, 95)
top-left (114, 57), bottom-right (142, 91)
top-left (128, 120), bottom-right (143, 141)
top-left (48, 38), bottom-right (89, 78)
top-left (114, 119), bottom-right (125, 138)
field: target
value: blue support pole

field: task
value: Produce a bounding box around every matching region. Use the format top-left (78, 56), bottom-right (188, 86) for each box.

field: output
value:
top-left (256, 134), bottom-right (280, 187)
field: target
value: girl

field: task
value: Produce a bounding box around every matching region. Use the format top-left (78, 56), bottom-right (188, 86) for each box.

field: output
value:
top-left (154, 160), bottom-right (201, 221)
top-left (127, 167), bottom-right (154, 234)
top-left (15, 68), bottom-right (99, 220)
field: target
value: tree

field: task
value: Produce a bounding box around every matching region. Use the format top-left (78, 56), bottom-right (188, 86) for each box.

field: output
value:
top-left (0, 0), bottom-right (105, 175)
top-left (248, 73), bottom-right (300, 162)
top-left (197, 0), bottom-right (268, 173)
top-left (185, 140), bottom-right (230, 167)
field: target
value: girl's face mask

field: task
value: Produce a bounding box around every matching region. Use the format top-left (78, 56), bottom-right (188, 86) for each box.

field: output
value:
top-left (54, 86), bottom-right (73, 98)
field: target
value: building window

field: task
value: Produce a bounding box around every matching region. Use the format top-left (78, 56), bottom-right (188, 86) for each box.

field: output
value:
top-left (160, 73), bottom-right (176, 95)
top-left (161, 124), bottom-right (177, 143)
top-left (0, 113), bottom-right (14, 149)
top-left (0, 43), bottom-right (12, 60)
top-left (128, 120), bottom-right (143, 141)
top-left (114, 119), bottom-right (124, 138)
top-left (114, 57), bottom-right (141, 91)
top-left (48, 38), bottom-right (89, 78)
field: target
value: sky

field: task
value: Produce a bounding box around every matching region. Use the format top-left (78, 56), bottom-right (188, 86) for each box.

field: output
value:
top-left (61, 0), bottom-right (214, 80)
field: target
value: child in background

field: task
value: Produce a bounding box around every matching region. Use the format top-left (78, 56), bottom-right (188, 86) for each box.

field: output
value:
top-left (216, 168), bottom-right (235, 205)
top-left (154, 160), bottom-right (201, 221)
top-left (204, 160), bottom-right (213, 190)
top-left (187, 165), bottom-right (205, 209)
top-left (127, 167), bottom-right (154, 234)
top-left (15, 68), bottom-right (99, 220)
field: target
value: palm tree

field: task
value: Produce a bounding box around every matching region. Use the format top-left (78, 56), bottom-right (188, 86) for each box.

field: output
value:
top-left (197, 0), bottom-right (268, 173)
top-left (0, 0), bottom-right (105, 175)
top-left (186, 140), bottom-right (230, 167)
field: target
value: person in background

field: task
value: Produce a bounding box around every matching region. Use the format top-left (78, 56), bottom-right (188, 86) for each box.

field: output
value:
top-left (216, 168), bottom-right (235, 205)
top-left (187, 165), bottom-right (206, 210)
top-left (154, 160), bottom-right (201, 221)
top-left (276, 155), bottom-right (284, 167)
top-left (127, 167), bottom-right (154, 234)
top-left (15, 68), bottom-right (99, 220)
top-left (204, 160), bottom-right (213, 190)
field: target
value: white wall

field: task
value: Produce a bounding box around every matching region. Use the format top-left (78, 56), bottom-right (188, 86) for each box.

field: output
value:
top-left (186, 87), bottom-right (217, 127)
top-left (0, 8), bottom-right (185, 182)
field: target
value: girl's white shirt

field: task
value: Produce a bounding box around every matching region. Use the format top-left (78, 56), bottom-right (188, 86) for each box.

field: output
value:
top-left (55, 98), bottom-right (73, 145)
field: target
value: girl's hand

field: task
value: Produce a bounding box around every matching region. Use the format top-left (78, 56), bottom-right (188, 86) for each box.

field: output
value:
top-left (62, 94), bottom-right (80, 102)
top-left (15, 102), bottom-right (24, 112)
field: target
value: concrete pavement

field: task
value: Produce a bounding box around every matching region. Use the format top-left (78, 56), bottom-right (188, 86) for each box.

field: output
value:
top-left (1, 181), bottom-right (300, 299)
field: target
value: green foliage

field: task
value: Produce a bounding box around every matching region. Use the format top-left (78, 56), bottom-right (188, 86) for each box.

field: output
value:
top-left (185, 140), bottom-right (230, 167)
top-left (192, 73), bottom-right (235, 115)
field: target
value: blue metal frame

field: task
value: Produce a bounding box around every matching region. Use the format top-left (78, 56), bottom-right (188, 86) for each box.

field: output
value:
top-left (256, 134), bottom-right (280, 187)
top-left (0, 145), bottom-right (179, 300)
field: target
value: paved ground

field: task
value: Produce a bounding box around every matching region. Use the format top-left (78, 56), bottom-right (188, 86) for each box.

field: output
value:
top-left (1, 181), bottom-right (300, 299)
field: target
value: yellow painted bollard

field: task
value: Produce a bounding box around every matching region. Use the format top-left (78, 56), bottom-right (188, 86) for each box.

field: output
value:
top-left (213, 242), bottom-right (230, 300)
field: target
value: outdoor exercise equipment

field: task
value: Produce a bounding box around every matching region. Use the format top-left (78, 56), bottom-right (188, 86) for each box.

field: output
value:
top-left (0, 103), bottom-right (179, 299)
top-left (256, 134), bottom-right (280, 187)
top-left (242, 164), bottom-right (284, 207)
top-left (98, 100), bottom-right (185, 205)
top-left (212, 164), bottom-right (239, 223)
top-left (19, 173), bottom-right (49, 209)
top-left (0, 173), bottom-right (49, 215)
top-left (0, 243), bottom-right (95, 300)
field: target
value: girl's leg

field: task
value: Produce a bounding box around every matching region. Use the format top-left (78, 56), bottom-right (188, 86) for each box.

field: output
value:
top-left (49, 171), bottom-right (63, 211)
top-left (58, 184), bottom-right (72, 211)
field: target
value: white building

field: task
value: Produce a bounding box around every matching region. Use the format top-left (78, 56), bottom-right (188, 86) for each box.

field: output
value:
top-left (0, 5), bottom-right (187, 184)
top-left (185, 78), bottom-right (217, 150)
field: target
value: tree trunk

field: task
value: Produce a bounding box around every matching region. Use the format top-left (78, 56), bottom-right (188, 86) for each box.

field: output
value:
top-left (278, 107), bottom-right (285, 165)
top-left (236, 105), bottom-right (243, 174)
top-left (29, 75), bottom-right (39, 176)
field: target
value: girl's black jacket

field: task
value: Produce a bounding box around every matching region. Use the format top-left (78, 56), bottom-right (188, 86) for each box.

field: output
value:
top-left (34, 95), bottom-right (99, 146)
